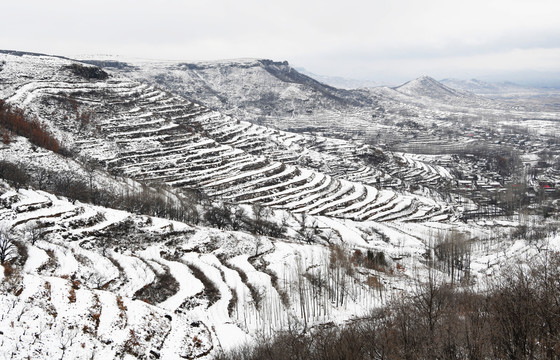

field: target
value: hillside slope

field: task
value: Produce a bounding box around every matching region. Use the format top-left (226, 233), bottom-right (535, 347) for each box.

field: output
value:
top-left (0, 52), bottom-right (454, 223)
top-left (84, 57), bottom-right (378, 135)
top-left (85, 56), bottom-right (560, 153)
top-left (2, 51), bottom-right (559, 359)
top-left (2, 179), bottom-right (554, 359)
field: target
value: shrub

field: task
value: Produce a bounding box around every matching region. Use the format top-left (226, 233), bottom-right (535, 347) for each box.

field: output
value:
top-left (64, 63), bottom-right (109, 80)
top-left (0, 161), bottom-right (29, 189)
top-left (0, 100), bottom-right (61, 153)
top-left (133, 267), bottom-right (179, 304)
top-left (186, 263), bottom-right (220, 307)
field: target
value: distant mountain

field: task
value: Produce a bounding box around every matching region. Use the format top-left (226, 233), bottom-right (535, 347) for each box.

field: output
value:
top-left (440, 78), bottom-right (560, 111)
top-left (394, 76), bottom-right (470, 99)
top-left (381, 75), bottom-right (511, 111)
top-left (295, 67), bottom-right (381, 89)
top-left (81, 57), bottom-right (383, 135)
top-left (438, 78), bottom-right (543, 97)
top-left (439, 78), bottom-right (503, 94)
top-left (81, 55), bottom-right (553, 143)
top-left (89, 58), bottom-right (373, 115)
top-left (441, 77), bottom-right (560, 95)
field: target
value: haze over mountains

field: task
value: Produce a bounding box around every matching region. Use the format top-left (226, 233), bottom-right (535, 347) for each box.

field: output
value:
top-left (1, 50), bottom-right (560, 359)
top-left (80, 55), bottom-right (560, 143)
top-left (295, 67), bottom-right (382, 89)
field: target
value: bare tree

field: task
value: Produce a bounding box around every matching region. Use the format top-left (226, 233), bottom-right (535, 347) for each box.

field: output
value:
top-left (59, 327), bottom-right (78, 360)
top-left (24, 220), bottom-right (46, 245)
top-left (252, 203), bottom-right (272, 221)
top-left (81, 157), bottom-right (99, 204)
top-left (280, 212), bottom-right (291, 231)
top-left (230, 205), bottom-right (248, 231)
top-left (300, 228), bottom-right (316, 244)
top-left (33, 167), bottom-right (51, 190)
top-left (0, 229), bottom-right (14, 265)
top-left (251, 202), bottom-right (271, 232)
top-left (203, 203), bottom-right (231, 229)
top-left (434, 230), bottom-right (471, 284)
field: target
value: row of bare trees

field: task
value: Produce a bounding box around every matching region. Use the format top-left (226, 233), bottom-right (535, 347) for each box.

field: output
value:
top-left (203, 202), bottom-right (286, 238)
top-left (0, 100), bottom-right (61, 152)
top-left (216, 252), bottom-right (560, 360)
top-left (0, 158), bottom-right (287, 239)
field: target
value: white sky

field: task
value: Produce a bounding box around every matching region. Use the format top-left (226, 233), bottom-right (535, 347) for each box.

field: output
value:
top-left (2, 0), bottom-right (560, 84)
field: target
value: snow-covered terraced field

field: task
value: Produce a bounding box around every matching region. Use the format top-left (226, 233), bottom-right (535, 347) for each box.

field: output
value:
top-left (386, 152), bottom-right (453, 188)
top-left (1, 186), bottom-right (423, 359)
top-left (0, 53), bottom-right (454, 223)
top-left (2, 184), bottom-right (538, 360)
top-left (2, 53), bottom-right (559, 360)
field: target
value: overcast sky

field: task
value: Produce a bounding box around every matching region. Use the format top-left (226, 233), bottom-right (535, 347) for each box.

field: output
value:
top-left (2, 0), bottom-right (560, 84)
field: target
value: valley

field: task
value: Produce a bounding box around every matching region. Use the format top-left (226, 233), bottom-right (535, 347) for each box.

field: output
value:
top-left (1, 50), bottom-right (560, 359)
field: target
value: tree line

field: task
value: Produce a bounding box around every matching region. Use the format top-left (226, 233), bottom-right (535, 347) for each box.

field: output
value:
top-left (0, 158), bottom-right (287, 240)
top-left (0, 100), bottom-right (61, 153)
top-left (215, 253), bottom-right (560, 360)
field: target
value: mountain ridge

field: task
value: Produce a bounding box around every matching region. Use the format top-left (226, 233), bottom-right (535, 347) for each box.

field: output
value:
top-left (394, 75), bottom-right (473, 99)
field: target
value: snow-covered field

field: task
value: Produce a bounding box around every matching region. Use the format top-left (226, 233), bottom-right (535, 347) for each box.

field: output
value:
top-left (1, 52), bottom-right (559, 359)
top-left (1, 184), bottom-right (556, 358)
top-left (0, 53), bottom-right (457, 224)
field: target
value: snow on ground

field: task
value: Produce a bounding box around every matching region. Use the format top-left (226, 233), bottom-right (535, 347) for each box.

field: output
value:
top-left (0, 178), bottom-right (556, 359)
top-left (109, 251), bottom-right (155, 297)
